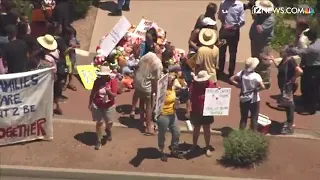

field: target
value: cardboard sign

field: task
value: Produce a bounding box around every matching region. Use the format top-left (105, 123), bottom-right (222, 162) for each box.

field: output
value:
top-left (76, 65), bottom-right (98, 90)
top-left (99, 16), bottom-right (131, 57)
top-left (132, 18), bottom-right (154, 40)
top-left (203, 88), bottom-right (231, 116)
top-left (154, 74), bottom-right (169, 118)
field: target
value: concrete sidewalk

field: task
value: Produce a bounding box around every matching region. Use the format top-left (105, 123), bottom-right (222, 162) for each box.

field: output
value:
top-left (0, 165), bottom-right (269, 180)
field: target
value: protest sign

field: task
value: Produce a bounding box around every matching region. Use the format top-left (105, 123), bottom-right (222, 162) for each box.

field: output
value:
top-left (132, 18), bottom-right (154, 40)
top-left (99, 16), bottom-right (131, 57)
top-left (203, 88), bottom-right (231, 116)
top-left (76, 65), bottom-right (98, 90)
top-left (154, 74), bottom-right (169, 118)
top-left (0, 68), bottom-right (54, 146)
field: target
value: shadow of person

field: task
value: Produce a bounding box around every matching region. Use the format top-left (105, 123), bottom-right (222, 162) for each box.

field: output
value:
top-left (118, 116), bottom-right (144, 133)
top-left (129, 148), bottom-right (161, 167)
top-left (116, 104), bottom-right (141, 115)
top-left (92, 1), bottom-right (117, 13)
top-left (212, 126), bottom-right (234, 137)
top-left (74, 132), bottom-right (97, 146)
top-left (268, 120), bottom-right (284, 135)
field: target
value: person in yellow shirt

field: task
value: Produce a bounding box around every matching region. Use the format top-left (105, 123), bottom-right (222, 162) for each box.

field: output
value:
top-left (157, 74), bottom-right (183, 162)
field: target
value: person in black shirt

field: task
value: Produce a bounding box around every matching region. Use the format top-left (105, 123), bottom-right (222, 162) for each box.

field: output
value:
top-left (1, 24), bottom-right (29, 74)
top-left (52, 0), bottom-right (73, 35)
top-left (0, 0), bottom-right (18, 49)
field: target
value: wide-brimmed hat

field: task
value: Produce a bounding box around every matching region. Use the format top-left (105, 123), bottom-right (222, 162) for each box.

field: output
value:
top-left (199, 28), bottom-right (217, 46)
top-left (194, 70), bottom-right (211, 82)
top-left (245, 57), bottom-right (260, 72)
top-left (97, 66), bottom-right (112, 76)
top-left (201, 17), bottom-right (217, 26)
top-left (255, 0), bottom-right (274, 13)
top-left (37, 34), bottom-right (57, 51)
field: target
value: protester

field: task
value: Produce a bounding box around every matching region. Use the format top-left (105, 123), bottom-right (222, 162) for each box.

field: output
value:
top-left (194, 28), bottom-right (219, 83)
top-left (19, 13), bottom-right (31, 35)
top-left (218, 0), bottom-right (245, 77)
top-left (157, 74), bottom-right (183, 162)
top-left (295, 20), bottom-right (310, 49)
top-left (110, 0), bottom-right (130, 16)
top-left (134, 48), bottom-right (163, 135)
top-left (89, 66), bottom-right (117, 150)
top-left (52, 0), bottom-right (72, 34)
top-left (271, 46), bottom-right (303, 134)
top-left (187, 70), bottom-right (215, 157)
top-left (0, 0), bottom-right (18, 49)
top-left (1, 25), bottom-right (29, 74)
top-left (291, 29), bottom-right (320, 114)
top-left (194, 3), bottom-right (218, 29)
top-left (230, 57), bottom-right (265, 131)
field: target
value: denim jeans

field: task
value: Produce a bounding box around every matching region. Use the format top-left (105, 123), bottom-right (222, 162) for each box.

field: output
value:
top-left (117, 0), bottom-right (130, 9)
top-left (239, 101), bottom-right (260, 131)
top-left (157, 114), bottom-right (180, 150)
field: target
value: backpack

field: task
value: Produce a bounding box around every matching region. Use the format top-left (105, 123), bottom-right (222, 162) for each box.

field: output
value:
top-left (47, 53), bottom-right (68, 75)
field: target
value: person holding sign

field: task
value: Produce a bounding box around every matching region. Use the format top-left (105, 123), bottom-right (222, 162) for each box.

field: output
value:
top-left (229, 57), bottom-right (265, 132)
top-left (88, 66), bottom-right (117, 150)
top-left (157, 74), bottom-right (183, 162)
top-left (187, 70), bottom-right (216, 157)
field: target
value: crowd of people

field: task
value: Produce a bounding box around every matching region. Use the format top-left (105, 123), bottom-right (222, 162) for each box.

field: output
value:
top-left (0, 0), bottom-right (78, 115)
top-left (87, 0), bottom-right (320, 161)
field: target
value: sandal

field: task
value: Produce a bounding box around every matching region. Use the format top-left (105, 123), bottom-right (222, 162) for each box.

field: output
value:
top-left (143, 132), bottom-right (156, 136)
top-left (53, 108), bottom-right (63, 115)
top-left (161, 153), bottom-right (168, 162)
top-left (129, 110), bottom-right (135, 119)
top-left (67, 84), bottom-right (77, 91)
top-left (171, 150), bottom-right (184, 159)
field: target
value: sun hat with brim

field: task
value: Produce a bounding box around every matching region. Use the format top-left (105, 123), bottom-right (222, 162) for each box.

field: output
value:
top-left (97, 66), bottom-right (112, 76)
top-left (199, 28), bottom-right (217, 46)
top-left (194, 70), bottom-right (211, 82)
top-left (255, 0), bottom-right (274, 13)
top-left (245, 57), bottom-right (260, 72)
top-left (37, 34), bottom-right (57, 51)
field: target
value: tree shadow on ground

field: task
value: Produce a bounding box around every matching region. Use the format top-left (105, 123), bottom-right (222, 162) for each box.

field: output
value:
top-left (268, 94), bottom-right (309, 115)
top-left (116, 104), bottom-right (141, 115)
top-left (118, 116), bottom-right (144, 133)
top-left (267, 120), bottom-right (284, 135)
top-left (74, 132), bottom-right (97, 146)
top-left (129, 147), bottom-right (162, 167)
top-left (92, 1), bottom-right (117, 13)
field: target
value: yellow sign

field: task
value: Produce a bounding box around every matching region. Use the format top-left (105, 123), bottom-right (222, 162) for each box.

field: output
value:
top-left (76, 65), bottom-right (98, 90)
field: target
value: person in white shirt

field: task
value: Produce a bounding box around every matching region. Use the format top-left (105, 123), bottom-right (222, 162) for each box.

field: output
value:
top-left (230, 57), bottom-right (265, 131)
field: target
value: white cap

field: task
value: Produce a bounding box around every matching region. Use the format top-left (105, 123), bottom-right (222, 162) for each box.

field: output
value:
top-left (201, 17), bottom-right (216, 26)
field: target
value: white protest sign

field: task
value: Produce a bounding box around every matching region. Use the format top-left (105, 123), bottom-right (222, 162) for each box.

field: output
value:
top-left (154, 74), bottom-right (169, 118)
top-left (0, 68), bottom-right (54, 146)
top-left (203, 88), bottom-right (231, 116)
top-left (99, 16), bottom-right (131, 57)
top-left (132, 18), bottom-right (154, 40)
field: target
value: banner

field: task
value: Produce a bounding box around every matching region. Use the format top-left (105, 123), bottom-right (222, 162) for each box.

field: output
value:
top-left (154, 74), bottom-right (169, 118)
top-left (0, 68), bottom-right (54, 146)
top-left (203, 88), bottom-right (231, 116)
top-left (76, 65), bottom-right (99, 90)
top-left (99, 16), bottom-right (131, 57)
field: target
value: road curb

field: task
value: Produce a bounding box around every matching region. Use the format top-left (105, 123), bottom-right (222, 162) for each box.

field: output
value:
top-left (0, 165), bottom-right (269, 180)
top-left (52, 118), bottom-right (320, 140)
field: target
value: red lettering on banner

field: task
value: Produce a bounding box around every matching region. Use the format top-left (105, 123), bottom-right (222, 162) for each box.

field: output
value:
top-left (0, 118), bottom-right (47, 139)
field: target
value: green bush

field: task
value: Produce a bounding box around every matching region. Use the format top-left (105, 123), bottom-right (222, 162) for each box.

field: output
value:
top-left (220, 130), bottom-right (269, 167)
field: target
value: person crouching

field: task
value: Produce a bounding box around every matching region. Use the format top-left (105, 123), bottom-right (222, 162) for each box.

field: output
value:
top-left (88, 66), bottom-right (117, 150)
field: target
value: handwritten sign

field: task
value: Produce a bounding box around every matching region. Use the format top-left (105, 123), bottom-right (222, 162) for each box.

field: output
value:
top-left (154, 74), bottom-right (169, 118)
top-left (203, 88), bottom-right (231, 116)
top-left (76, 65), bottom-right (98, 90)
top-left (99, 16), bottom-right (131, 57)
top-left (0, 68), bottom-right (54, 146)
top-left (132, 18), bottom-right (154, 40)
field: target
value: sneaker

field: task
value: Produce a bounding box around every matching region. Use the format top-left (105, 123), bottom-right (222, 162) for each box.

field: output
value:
top-left (122, 5), bottom-right (130, 11)
top-left (95, 140), bottom-right (102, 150)
top-left (105, 129), bottom-right (112, 141)
top-left (205, 148), bottom-right (212, 157)
top-left (281, 127), bottom-right (294, 135)
top-left (109, 9), bottom-right (122, 16)
top-left (160, 153), bottom-right (168, 162)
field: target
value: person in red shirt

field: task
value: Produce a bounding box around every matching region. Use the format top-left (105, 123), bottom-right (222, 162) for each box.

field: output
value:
top-left (88, 66), bottom-right (117, 150)
top-left (187, 70), bottom-right (216, 157)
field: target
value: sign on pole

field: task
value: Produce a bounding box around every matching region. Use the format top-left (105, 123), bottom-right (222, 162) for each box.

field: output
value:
top-left (154, 74), bottom-right (169, 118)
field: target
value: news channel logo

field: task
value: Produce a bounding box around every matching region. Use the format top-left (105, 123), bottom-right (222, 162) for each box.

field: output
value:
top-left (252, 6), bottom-right (315, 15)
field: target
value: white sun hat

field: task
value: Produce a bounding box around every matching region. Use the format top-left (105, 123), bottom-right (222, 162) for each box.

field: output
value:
top-left (37, 34), bottom-right (57, 51)
top-left (97, 66), bottom-right (112, 76)
top-left (194, 70), bottom-right (211, 82)
top-left (201, 17), bottom-right (217, 26)
top-left (255, 0), bottom-right (274, 13)
top-left (245, 57), bottom-right (260, 72)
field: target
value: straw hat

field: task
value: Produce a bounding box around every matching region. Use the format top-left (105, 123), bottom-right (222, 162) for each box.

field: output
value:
top-left (97, 66), bottom-right (112, 76)
top-left (255, 0), bottom-right (274, 13)
top-left (194, 70), bottom-right (211, 82)
top-left (37, 34), bottom-right (57, 51)
top-left (245, 57), bottom-right (260, 72)
top-left (199, 28), bottom-right (217, 46)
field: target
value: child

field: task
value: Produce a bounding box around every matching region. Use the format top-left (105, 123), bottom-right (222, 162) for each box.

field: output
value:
top-left (64, 26), bottom-right (80, 91)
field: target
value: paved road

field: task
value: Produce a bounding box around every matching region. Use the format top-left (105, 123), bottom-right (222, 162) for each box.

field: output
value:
top-left (1, 177), bottom-right (75, 180)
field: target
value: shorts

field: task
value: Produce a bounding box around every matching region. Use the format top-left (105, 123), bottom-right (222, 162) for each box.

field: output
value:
top-left (91, 105), bottom-right (115, 123)
top-left (190, 112), bottom-right (214, 126)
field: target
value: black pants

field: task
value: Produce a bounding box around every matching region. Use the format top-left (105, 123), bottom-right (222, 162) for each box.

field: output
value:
top-left (218, 28), bottom-right (240, 76)
top-left (301, 66), bottom-right (320, 111)
top-left (240, 101), bottom-right (260, 131)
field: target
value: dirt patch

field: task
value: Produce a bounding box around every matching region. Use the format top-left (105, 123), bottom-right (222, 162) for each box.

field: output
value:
top-left (72, 6), bottom-right (98, 51)
top-left (1, 123), bottom-right (320, 180)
